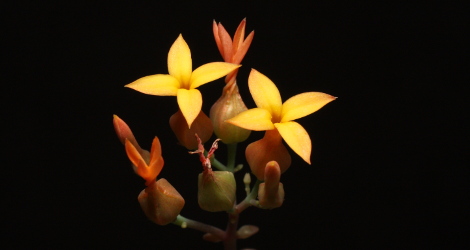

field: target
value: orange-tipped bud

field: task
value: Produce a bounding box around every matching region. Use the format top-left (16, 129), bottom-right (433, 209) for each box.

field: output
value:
top-left (113, 115), bottom-right (150, 162)
top-left (113, 114), bottom-right (136, 145)
top-left (198, 170), bottom-right (236, 212)
top-left (213, 19), bottom-right (254, 65)
top-left (169, 110), bottom-right (213, 150)
top-left (258, 161), bottom-right (285, 209)
top-left (138, 178), bottom-right (185, 225)
top-left (245, 129), bottom-right (291, 180)
top-left (125, 137), bottom-right (164, 186)
top-left (210, 83), bottom-right (251, 144)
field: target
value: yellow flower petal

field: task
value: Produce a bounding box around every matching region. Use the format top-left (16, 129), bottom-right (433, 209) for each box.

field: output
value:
top-left (281, 92), bottom-right (336, 122)
top-left (190, 62), bottom-right (240, 89)
top-left (177, 88), bottom-right (202, 128)
top-left (274, 121), bottom-right (311, 164)
top-left (248, 69), bottom-right (283, 121)
top-left (168, 34), bottom-right (192, 88)
top-left (125, 74), bottom-right (180, 96)
top-left (226, 108), bottom-right (275, 131)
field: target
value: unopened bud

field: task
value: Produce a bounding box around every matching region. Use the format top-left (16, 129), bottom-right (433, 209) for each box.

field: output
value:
top-left (210, 83), bottom-right (251, 144)
top-left (138, 178), bottom-right (185, 225)
top-left (198, 170), bottom-right (236, 212)
top-left (258, 161), bottom-right (285, 209)
top-left (169, 110), bottom-right (213, 150)
top-left (113, 114), bottom-right (150, 163)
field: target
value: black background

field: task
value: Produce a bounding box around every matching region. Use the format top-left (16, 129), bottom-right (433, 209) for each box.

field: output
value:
top-left (4, 1), bottom-right (468, 249)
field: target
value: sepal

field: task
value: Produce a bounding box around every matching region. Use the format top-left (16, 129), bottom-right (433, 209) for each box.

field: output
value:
top-left (245, 129), bottom-right (291, 180)
top-left (169, 109), bottom-right (213, 150)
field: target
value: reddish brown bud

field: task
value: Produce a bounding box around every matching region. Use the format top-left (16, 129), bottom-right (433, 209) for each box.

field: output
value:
top-left (138, 178), bottom-right (185, 226)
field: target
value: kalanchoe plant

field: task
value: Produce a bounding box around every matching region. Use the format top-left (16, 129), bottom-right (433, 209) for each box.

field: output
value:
top-left (114, 19), bottom-right (335, 250)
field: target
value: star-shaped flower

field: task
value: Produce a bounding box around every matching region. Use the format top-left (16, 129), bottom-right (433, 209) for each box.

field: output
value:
top-left (226, 69), bottom-right (336, 164)
top-left (126, 34), bottom-right (240, 128)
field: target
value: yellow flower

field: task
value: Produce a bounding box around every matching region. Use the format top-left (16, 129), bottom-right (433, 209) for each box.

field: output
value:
top-left (125, 34), bottom-right (240, 128)
top-left (226, 69), bottom-right (336, 164)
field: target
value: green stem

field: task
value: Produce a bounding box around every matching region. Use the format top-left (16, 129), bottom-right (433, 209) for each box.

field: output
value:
top-left (211, 157), bottom-right (227, 171)
top-left (223, 212), bottom-right (239, 250)
top-left (173, 215), bottom-right (225, 240)
top-left (223, 179), bottom-right (261, 250)
top-left (235, 180), bottom-right (262, 214)
top-left (221, 143), bottom-right (238, 250)
top-left (226, 143), bottom-right (237, 172)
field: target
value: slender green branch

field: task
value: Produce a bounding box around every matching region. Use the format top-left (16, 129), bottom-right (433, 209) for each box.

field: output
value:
top-left (223, 178), bottom-right (262, 249)
top-left (173, 215), bottom-right (225, 240)
top-left (226, 143), bottom-right (237, 172)
top-left (211, 157), bottom-right (227, 171)
top-left (235, 180), bottom-right (262, 214)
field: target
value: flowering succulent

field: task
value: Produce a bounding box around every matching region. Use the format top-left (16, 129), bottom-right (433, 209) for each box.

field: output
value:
top-left (113, 19), bottom-right (335, 249)
top-left (227, 69), bottom-right (336, 179)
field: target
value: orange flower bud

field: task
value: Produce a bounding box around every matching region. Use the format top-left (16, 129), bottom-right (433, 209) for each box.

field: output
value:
top-left (169, 109), bottom-right (213, 150)
top-left (125, 137), bottom-right (163, 186)
top-left (113, 115), bottom-right (150, 163)
top-left (245, 129), bottom-right (291, 180)
top-left (213, 19), bottom-right (254, 65)
top-left (210, 83), bottom-right (251, 144)
top-left (198, 170), bottom-right (236, 212)
top-left (258, 161), bottom-right (285, 209)
top-left (138, 178), bottom-right (185, 225)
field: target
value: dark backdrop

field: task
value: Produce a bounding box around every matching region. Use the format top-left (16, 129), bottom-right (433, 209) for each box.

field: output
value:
top-left (4, 1), bottom-right (467, 249)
